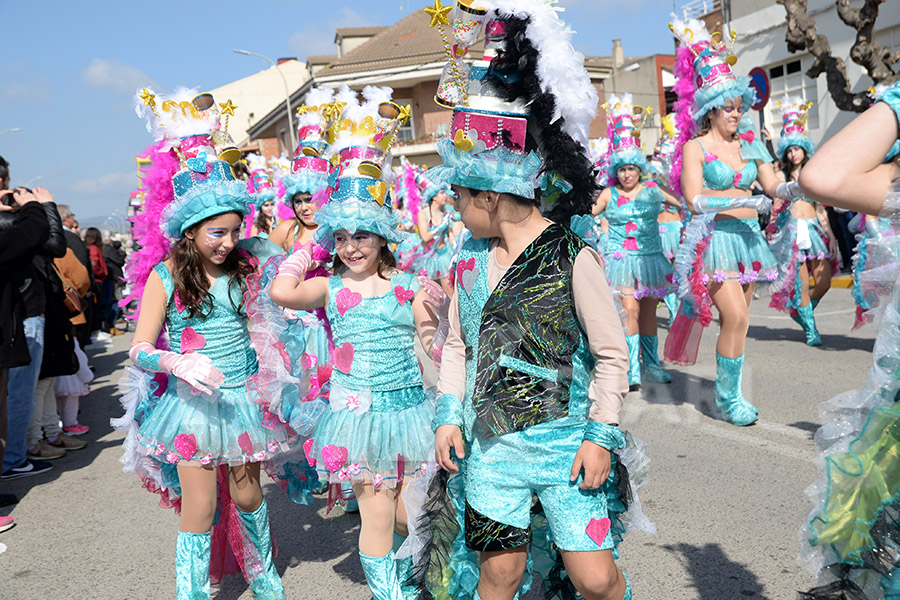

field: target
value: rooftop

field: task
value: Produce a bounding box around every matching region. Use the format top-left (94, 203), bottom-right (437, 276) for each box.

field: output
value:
top-left (335, 26), bottom-right (388, 38)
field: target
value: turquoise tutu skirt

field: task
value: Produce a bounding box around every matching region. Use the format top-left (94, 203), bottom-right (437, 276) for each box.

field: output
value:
top-left (134, 377), bottom-right (291, 467)
top-left (603, 251), bottom-right (675, 299)
top-left (795, 218), bottom-right (833, 261)
top-left (704, 218), bottom-right (779, 284)
top-left (306, 383), bottom-right (436, 489)
top-left (659, 221), bottom-right (682, 260)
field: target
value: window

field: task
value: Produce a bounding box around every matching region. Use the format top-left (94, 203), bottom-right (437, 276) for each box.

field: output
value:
top-left (394, 99), bottom-right (415, 143)
top-left (765, 58), bottom-right (818, 131)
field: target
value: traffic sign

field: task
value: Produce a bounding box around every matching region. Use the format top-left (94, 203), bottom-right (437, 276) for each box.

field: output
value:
top-left (748, 67), bottom-right (770, 110)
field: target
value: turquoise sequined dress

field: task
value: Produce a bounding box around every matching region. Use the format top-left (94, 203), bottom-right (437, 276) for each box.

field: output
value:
top-left (305, 271), bottom-right (435, 488)
top-left (396, 209), bottom-right (467, 280)
top-left (659, 205), bottom-right (683, 260)
top-left (602, 183), bottom-right (675, 298)
top-left (114, 263), bottom-right (293, 504)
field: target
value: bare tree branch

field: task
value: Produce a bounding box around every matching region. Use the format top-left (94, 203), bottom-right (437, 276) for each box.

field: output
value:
top-left (777, 0), bottom-right (899, 113)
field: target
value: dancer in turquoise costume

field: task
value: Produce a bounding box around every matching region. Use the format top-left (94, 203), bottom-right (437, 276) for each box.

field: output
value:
top-left (419, 3), bottom-right (653, 599)
top-left (592, 93), bottom-right (679, 390)
top-left (664, 17), bottom-right (795, 427)
top-left (246, 154), bottom-right (278, 239)
top-left (269, 86), bottom-right (442, 600)
top-left (792, 83), bottom-right (900, 600)
top-left (395, 158), bottom-right (467, 286)
top-left (112, 88), bottom-right (309, 600)
top-left (767, 97), bottom-right (836, 346)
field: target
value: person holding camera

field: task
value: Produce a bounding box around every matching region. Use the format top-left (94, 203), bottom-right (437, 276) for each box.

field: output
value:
top-left (0, 155), bottom-right (68, 479)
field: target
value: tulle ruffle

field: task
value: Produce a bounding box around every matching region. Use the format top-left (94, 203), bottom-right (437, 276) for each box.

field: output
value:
top-left (306, 385), bottom-right (436, 488)
top-left (850, 191), bottom-right (900, 329)
top-left (800, 181), bottom-right (900, 596)
top-left (603, 250), bottom-right (676, 299)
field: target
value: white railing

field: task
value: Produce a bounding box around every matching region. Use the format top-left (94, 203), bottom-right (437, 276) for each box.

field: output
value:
top-left (678, 0), bottom-right (722, 19)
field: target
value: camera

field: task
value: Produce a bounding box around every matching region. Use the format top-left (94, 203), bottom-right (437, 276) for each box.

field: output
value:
top-left (1, 187), bottom-right (32, 207)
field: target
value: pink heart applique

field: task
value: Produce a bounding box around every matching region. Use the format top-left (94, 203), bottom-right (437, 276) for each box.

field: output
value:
top-left (335, 287), bottom-right (362, 317)
top-left (704, 152), bottom-right (718, 164)
top-left (625, 221), bottom-right (638, 235)
top-left (739, 130), bottom-right (755, 144)
top-left (733, 173), bottom-right (742, 187)
top-left (321, 444), bottom-right (349, 473)
top-left (665, 273), bottom-right (676, 284)
top-left (174, 293), bottom-right (187, 314)
top-left (645, 180), bottom-right (658, 188)
top-left (180, 327), bottom-right (206, 353)
top-left (238, 431), bottom-right (254, 455)
top-left (623, 237), bottom-right (639, 251)
top-left (317, 364), bottom-right (333, 385)
top-left (334, 342), bottom-right (354, 374)
top-left (456, 258), bottom-right (476, 288)
top-left (173, 433), bottom-right (198, 461)
top-left (585, 517), bottom-right (611, 548)
top-left (616, 195), bottom-right (630, 207)
top-left (303, 438), bottom-right (316, 466)
top-left (752, 261), bottom-right (762, 272)
top-left (394, 286), bottom-right (415, 305)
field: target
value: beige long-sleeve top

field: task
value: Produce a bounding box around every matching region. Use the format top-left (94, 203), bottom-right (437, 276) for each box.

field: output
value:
top-left (437, 241), bottom-right (629, 425)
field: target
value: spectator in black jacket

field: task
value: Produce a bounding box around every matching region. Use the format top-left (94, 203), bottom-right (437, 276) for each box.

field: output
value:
top-left (0, 159), bottom-right (52, 502)
top-left (0, 158), bottom-right (66, 481)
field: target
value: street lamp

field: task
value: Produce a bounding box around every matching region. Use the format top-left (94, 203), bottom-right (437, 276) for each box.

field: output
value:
top-left (233, 49), bottom-right (297, 152)
top-left (0, 128), bottom-right (23, 136)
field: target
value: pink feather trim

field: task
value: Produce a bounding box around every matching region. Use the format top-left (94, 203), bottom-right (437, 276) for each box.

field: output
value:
top-left (671, 44), bottom-right (699, 206)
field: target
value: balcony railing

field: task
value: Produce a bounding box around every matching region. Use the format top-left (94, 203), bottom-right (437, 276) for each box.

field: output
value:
top-left (678, 0), bottom-right (721, 19)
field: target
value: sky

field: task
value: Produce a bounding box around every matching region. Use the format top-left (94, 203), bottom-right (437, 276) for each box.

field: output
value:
top-left (0, 0), bottom-right (679, 225)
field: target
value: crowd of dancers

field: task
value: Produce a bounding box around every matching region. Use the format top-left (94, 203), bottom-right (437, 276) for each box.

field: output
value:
top-left (111, 1), bottom-right (900, 599)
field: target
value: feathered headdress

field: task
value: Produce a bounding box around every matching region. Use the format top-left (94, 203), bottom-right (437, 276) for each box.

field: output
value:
top-left (312, 85), bottom-right (411, 252)
top-left (604, 93), bottom-right (652, 182)
top-left (775, 96), bottom-right (814, 161)
top-left (426, 0), bottom-right (599, 222)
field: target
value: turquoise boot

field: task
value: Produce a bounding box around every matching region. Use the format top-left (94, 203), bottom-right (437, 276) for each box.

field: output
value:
top-left (393, 533), bottom-right (417, 600)
top-left (663, 293), bottom-right (680, 326)
top-left (811, 298), bottom-right (819, 310)
top-left (796, 303), bottom-right (822, 346)
top-left (359, 550), bottom-right (404, 600)
top-left (175, 531), bottom-right (211, 600)
top-left (236, 499), bottom-right (285, 600)
top-left (622, 572), bottom-right (632, 600)
top-left (639, 334), bottom-right (672, 383)
top-left (625, 334), bottom-right (642, 391)
top-left (341, 480), bottom-right (359, 513)
top-left (714, 353), bottom-right (758, 426)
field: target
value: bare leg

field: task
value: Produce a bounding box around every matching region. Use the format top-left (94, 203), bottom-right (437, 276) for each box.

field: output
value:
top-left (808, 258), bottom-right (832, 302)
top-left (177, 464), bottom-right (218, 533)
top-left (478, 547), bottom-right (528, 600)
top-left (354, 482), bottom-right (398, 557)
top-left (560, 549), bottom-right (626, 600)
top-left (709, 280), bottom-right (750, 358)
top-left (797, 262), bottom-right (811, 307)
top-left (229, 462), bottom-right (263, 513)
top-left (637, 297), bottom-right (658, 336)
top-left (620, 295), bottom-right (639, 336)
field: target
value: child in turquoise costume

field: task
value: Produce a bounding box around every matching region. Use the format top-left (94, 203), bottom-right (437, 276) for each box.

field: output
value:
top-left (665, 18), bottom-right (793, 427)
top-left (418, 3), bottom-right (653, 599)
top-left (113, 88), bottom-right (309, 600)
top-left (269, 86), bottom-right (442, 600)
top-left (592, 93), bottom-right (680, 390)
top-left (793, 82), bottom-right (900, 600)
top-left (767, 97), bottom-right (836, 346)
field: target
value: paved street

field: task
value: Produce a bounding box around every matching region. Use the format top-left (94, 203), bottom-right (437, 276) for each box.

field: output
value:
top-left (0, 287), bottom-right (876, 600)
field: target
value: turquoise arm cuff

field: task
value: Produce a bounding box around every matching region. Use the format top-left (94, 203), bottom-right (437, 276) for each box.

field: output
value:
top-left (583, 421), bottom-right (626, 451)
top-left (878, 84), bottom-right (900, 161)
top-left (134, 348), bottom-right (163, 372)
top-left (432, 393), bottom-right (464, 431)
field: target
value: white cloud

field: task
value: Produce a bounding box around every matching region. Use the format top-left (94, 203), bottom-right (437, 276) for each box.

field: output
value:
top-left (71, 171), bottom-right (136, 196)
top-left (0, 80), bottom-right (52, 104)
top-left (82, 58), bottom-right (157, 94)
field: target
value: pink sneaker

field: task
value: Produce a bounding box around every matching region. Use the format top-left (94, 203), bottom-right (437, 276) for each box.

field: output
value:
top-left (63, 424), bottom-right (89, 436)
top-left (0, 516), bottom-right (14, 534)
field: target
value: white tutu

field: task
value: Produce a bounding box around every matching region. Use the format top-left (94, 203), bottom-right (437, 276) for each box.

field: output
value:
top-left (54, 340), bottom-right (92, 397)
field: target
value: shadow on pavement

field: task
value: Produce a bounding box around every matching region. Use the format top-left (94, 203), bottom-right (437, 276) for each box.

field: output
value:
top-left (0, 343), bottom-right (129, 512)
top-left (663, 542), bottom-right (771, 600)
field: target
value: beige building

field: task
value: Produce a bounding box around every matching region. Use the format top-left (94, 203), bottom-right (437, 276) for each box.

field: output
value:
top-left (247, 11), bottom-right (675, 165)
top-left (209, 59), bottom-right (309, 153)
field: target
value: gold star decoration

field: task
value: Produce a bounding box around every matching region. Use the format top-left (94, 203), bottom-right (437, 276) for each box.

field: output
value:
top-left (424, 0), bottom-right (452, 28)
top-left (396, 104), bottom-right (412, 125)
top-left (323, 101), bottom-right (347, 122)
top-left (139, 88), bottom-right (156, 108)
top-left (218, 99), bottom-right (238, 117)
top-left (296, 103), bottom-right (309, 116)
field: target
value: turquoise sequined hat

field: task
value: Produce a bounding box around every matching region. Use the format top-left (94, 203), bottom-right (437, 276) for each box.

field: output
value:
top-left (135, 87), bottom-right (251, 240)
top-left (775, 96), bottom-right (815, 161)
top-left (312, 86), bottom-right (412, 252)
top-left (605, 93), bottom-right (652, 181)
top-left (246, 154), bottom-right (278, 209)
top-left (670, 18), bottom-right (755, 126)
